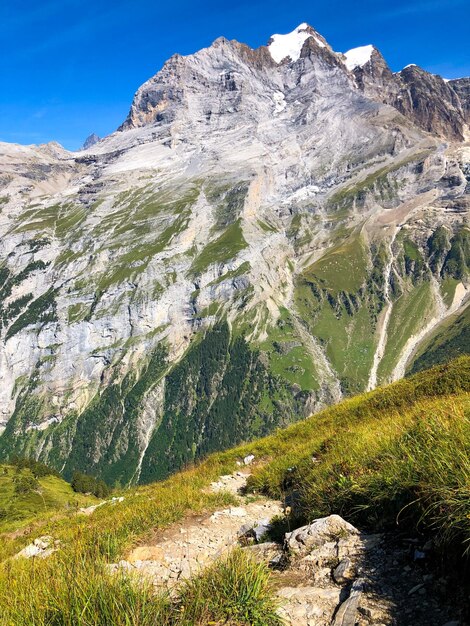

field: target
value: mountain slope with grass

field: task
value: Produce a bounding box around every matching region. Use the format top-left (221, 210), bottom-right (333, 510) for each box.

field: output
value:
top-left (1, 357), bottom-right (469, 625)
top-left (407, 301), bottom-right (470, 374)
top-left (0, 459), bottom-right (97, 534)
top-left (0, 22), bottom-right (469, 484)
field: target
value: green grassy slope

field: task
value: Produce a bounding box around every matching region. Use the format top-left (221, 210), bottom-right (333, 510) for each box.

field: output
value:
top-left (376, 280), bottom-right (436, 382)
top-left (0, 465), bottom-right (96, 533)
top-left (0, 357), bottom-right (469, 624)
top-left (190, 220), bottom-right (248, 276)
top-left (295, 233), bottom-right (378, 393)
top-left (408, 302), bottom-right (470, 375)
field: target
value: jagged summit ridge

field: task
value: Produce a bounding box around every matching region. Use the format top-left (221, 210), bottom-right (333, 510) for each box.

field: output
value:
top-left (117, 22), bottom-right (469, 141)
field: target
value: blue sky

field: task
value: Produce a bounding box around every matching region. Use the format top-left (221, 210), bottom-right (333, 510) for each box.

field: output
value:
top-left (1, 0), bottom-right (469, 150)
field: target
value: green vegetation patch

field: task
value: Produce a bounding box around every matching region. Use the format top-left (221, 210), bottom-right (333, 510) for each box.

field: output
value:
top-left (399, 235), bottom-right (427, 283)
top-left (377, 281), bottom-right (435, 383)
top-left (294, 234), bottom-right (381, 395)
top-left (0, 260), bottom-right (48, 306)
top-left (140, 321), bottom-right (304, 484)
top-left (408, 302), bottom-right (470, 375)
top-left (302, 234), bottom-right (369, 295)
top-left (441, 278), bottom-right (460, 308)
top-left (1, 293), bottom-right (33, 328)
top-left (13, 202), bottom-right (87, 238)
top-left (207, 261), bottom-right (251, 287)
top-left (67, 302), bottom-right (90, 324)
top-left (62, 346), bottom-right (168, 486)
top-left (190, 220), bottom-right (248, 275)
top-left (257, 307), bottom-right (320, 391)
top-left (71, 471), bottom-right (110, 498)
top-left (5, 288), bottom-right (58, 340)
top-left (204, 180), bottom-right (249, 228)
top-left (327, 150), bottom-right (431, 211)
top-left (442, 227), bottom-right (470, 279)
top-left (0, 464), bottom-right (95, 531)
top-left (427, 225), bottom-right (450, 273)
top-left (96, 210), bottom-right (191, 293)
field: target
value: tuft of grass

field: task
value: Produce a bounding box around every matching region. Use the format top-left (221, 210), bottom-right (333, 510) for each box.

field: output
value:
top-left (240, 358), bottom-right (470, 554)
top-left (297, 397), bottom-right (470, 541)
top-left (179, 548), bottom-right (283, 626)
top-left (1, 548), bottom-right (172, 626)
top-left (0, 546), bottom-right (281, 626)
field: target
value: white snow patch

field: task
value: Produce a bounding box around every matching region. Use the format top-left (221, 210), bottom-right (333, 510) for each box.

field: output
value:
top-left (343, 45), bottom-right (374, 71)
top-left (402, 64), bottom-right (417, 70)
top-left (268, 23), bottom-right (319, 64)
top-left (288, 185), bottom-right (320, 203)
top-left (273, 90), bottom-right (286, 113)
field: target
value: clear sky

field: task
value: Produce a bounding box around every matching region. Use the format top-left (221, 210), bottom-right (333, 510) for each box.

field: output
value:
top-left (1, 0), bottom-right (469, 151)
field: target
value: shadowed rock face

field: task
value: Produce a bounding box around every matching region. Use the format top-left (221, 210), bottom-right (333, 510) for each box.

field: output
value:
top-left (0, 23), bottom-right (468, 484)
top-left (450, 77), bottom-right (470, 124)
top-left (81, 133), bottom-right (101, 150)
top-left (396, 66), bottom-right (466, 141)
top-left (351, 53), bottom-right (467, 141)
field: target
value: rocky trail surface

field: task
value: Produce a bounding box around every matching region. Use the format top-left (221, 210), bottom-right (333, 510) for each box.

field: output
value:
top-left (107, 469), bottom-right (464, 626)
top-left (111, 471), bottom-right (283, 586)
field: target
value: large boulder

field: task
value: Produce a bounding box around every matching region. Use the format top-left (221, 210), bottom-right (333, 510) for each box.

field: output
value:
top-left (15, 535), bottom-right (60, 559)
top-left (285, 514), bottom-right (360, 556)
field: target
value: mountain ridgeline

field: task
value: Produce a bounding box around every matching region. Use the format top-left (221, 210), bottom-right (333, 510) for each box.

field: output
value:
top-left (0, 23), bottom-right (469, 484)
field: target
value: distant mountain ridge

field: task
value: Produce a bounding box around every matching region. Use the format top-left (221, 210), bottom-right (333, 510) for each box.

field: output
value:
top-left (81, 133), bottom-right (101, 150)
top-left (0, 23), bottom-right (468, 484)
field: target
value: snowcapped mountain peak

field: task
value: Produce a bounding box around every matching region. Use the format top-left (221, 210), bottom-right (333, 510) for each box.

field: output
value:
top-left (267, 23), bottom-right (325, 64)
top-left (343, 44), bottom-right (375, 70)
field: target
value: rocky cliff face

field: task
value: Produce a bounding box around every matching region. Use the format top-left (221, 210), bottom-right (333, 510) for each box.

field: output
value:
top-left (0, 23), bottom-right (468, 484)
top-left (349, 49), bottom-right (468, 141)
top-left (450, 77), bottom-right (470, 125)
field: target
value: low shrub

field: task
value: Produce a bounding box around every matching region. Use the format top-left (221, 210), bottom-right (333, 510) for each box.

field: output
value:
top-left (71, 471), bottom-right (111, 498)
